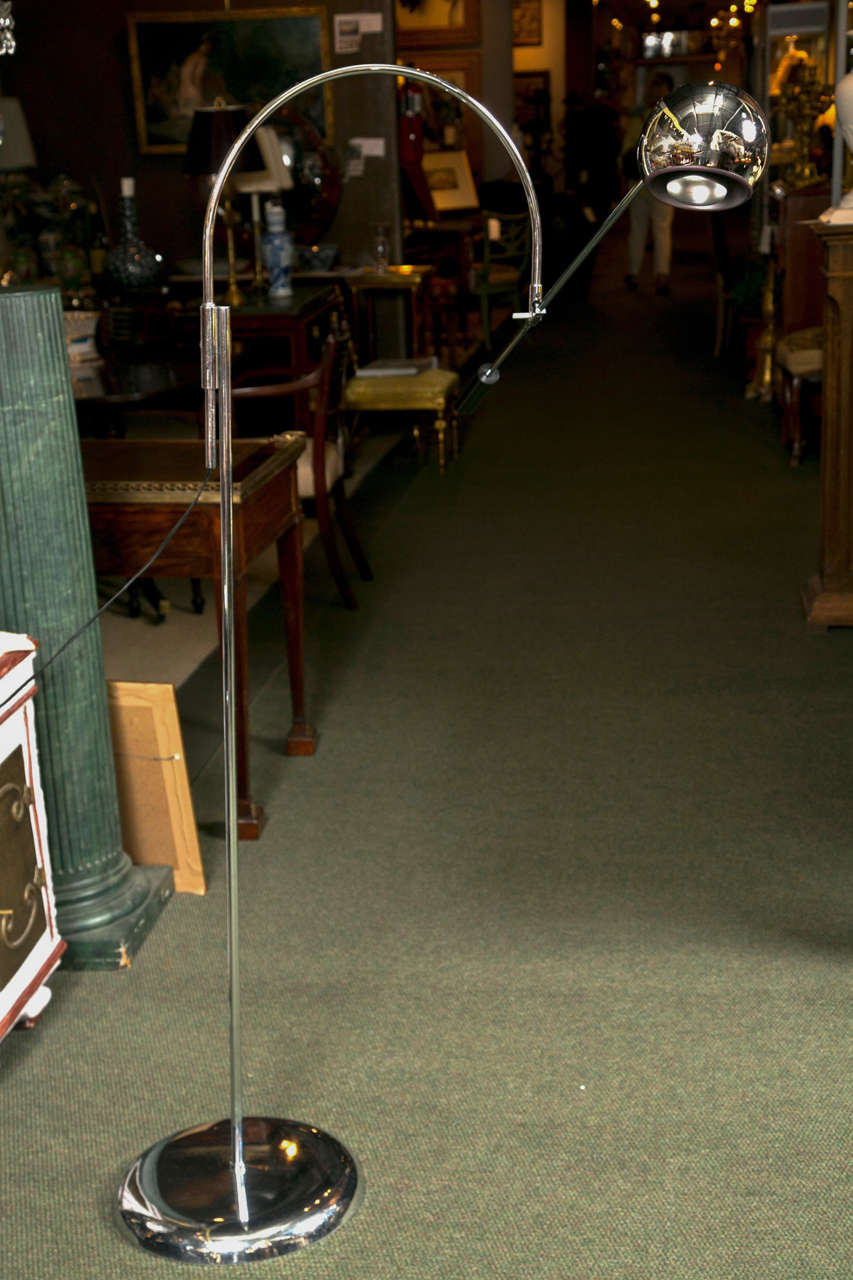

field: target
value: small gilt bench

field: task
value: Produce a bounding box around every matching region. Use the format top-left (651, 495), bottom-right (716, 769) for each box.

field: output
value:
top-left (342, 367), bottom-right (461, 475)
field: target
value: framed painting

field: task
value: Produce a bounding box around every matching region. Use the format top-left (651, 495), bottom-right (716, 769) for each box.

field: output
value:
top-left (395, 0), bottom-right (480, 49)
top-left (402, 49), bottom-right (482, 100)
top-left (399, 50), bottom-right (483, 175)
top-left (128, 8), bottom-right (332, 155)
top-left (512, 0), bottom-right (542, 47)
top-left (421, 149), bottom-right (479, 212)
top-left (513, 70), bottom-right (550, 132)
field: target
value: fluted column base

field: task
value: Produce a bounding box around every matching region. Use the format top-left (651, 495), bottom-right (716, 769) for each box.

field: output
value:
top-left (60, 863), bottom-right (173, 970)
top-left (0, 286), bottom-right (173, 969)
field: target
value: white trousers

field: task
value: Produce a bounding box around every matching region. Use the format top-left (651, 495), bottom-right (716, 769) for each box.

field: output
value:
top-left (628, 189), bottom-right (674, 277)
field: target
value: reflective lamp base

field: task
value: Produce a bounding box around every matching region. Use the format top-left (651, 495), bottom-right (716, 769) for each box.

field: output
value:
top-left (645, 166), bottom-right (752, 210)
top-left (118, 1117), bottom-right (361, 1265)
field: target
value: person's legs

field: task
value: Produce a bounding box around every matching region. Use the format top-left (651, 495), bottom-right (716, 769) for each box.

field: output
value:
top-left (627, 191), bottom-right (652, 283)
top-left (651, 200), bottom-right (674, 290)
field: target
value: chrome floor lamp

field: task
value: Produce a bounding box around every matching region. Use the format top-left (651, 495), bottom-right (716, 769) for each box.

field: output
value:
top-left (117, 68), bottom-right (768, 1265)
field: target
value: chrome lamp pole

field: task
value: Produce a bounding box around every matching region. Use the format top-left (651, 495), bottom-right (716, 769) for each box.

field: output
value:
top-left (117, 69), bottom-right (768, 1265)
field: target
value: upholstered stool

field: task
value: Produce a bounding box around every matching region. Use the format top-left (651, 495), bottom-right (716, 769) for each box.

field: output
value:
top-left (343, 367), bottom-right (461, 474)
top-left (775, 326), bottom-right (823, 466)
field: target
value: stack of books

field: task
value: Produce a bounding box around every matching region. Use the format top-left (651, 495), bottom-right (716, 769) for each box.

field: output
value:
top-left (354, 356), bottom-right (438, 379)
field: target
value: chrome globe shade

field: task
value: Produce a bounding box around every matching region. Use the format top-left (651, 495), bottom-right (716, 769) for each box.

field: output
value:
top-left (638, 82), bottom-right (769, 210)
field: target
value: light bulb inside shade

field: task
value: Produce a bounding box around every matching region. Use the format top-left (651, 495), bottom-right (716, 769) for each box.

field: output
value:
top-left (665, 174), bottom-right (728, 205)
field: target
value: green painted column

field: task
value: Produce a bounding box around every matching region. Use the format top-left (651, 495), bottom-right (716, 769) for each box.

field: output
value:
top-left (0, 286), bottom-right (172, 968)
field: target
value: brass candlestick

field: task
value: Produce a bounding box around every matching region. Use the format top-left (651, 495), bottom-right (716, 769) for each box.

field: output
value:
top-left (221, 196), bottom-right (247, 309)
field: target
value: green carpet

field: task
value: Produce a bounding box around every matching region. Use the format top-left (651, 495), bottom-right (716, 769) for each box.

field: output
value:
top-left (3, 226), bottom-right (851, 1278)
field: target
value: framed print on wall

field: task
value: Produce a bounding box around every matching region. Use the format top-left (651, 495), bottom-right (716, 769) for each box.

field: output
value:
top-left (399, 49), bottom-right (483, 174)
top-left (128, 8), bottom-right (332, 155)
top-left (395, 0), bottom-right (481, 49)
top-left (421, 149), bottom-right (479, 212)
top-left (512, 0), bottom-right (542, 47)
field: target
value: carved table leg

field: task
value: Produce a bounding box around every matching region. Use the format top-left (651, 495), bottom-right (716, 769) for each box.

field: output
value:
top-left (435, 414), bottom-right (447, 475)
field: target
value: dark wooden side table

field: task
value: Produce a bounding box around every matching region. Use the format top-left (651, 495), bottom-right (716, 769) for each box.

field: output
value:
top-left (228, 284), bottom-right (340, 367)
top-left (290, 266), bottom-right (435, 362)
top-left (345, 265), bottom-right (434, 359)
top-left (167, 282), bottom-right (342, 429)
top-left (82, 436), bottom-right (315, 838)
top-left (802, 220), bottom-right (853, 629)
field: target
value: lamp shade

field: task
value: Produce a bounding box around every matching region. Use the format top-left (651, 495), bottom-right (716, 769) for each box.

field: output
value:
top-left (0, 98), bottom-right (36, 171)
top-left (638, 82), bottom-right (768, 210)
top-left (183, 103), bottom-right (265, 178)
top-left (230, 125), bottom-right (294, 194)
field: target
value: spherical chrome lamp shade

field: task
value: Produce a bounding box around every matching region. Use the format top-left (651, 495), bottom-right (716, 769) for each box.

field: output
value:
top-left (638, 82), bottom-right (768, 211)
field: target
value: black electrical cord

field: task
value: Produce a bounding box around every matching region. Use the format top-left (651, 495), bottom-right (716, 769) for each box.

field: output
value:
top-left (0, 466), bottom-right (214, 715)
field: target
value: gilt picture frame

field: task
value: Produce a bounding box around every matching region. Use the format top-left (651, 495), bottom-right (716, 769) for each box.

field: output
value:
top-left (395, 0), bottom-right (481, 50)
top-left (512, 0), bottom-right (542, 47)
top-left (128, 8), bottom-right (332, 155)
top-left (421, 149), bottom-right (479, 212)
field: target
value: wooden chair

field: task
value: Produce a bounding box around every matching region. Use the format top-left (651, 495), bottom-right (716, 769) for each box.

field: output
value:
top-left (775, 325), bottom-right (823, 466)
top-left (468, 210), bottom-right (531, 352)
top-left (231, 329), bottom-right (373, 610)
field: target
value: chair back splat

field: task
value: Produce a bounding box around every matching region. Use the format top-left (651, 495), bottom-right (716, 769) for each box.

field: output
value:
top-left (470, 210), bottom-right (532, 353)
top-left (231, 323), bottom-right (373, 610)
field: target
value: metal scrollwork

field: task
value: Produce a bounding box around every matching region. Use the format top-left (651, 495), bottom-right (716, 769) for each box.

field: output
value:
top-left (1, 876), bottom-right (42, 950)
top-left (1, 779), bottom-right (41, 949)
top-left (0, 780), bottom-right (32, 824)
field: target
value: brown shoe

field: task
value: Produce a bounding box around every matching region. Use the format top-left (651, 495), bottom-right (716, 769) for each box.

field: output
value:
top-left (654, 275), bottom-right (671, 296)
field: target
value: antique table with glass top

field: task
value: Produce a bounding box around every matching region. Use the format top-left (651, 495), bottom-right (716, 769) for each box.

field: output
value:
top-left (82, 436), bottom-right (314, 839)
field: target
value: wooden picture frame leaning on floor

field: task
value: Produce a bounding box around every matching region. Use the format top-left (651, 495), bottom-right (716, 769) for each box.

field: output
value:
top-left (108, 681), bottom-right (205, 895)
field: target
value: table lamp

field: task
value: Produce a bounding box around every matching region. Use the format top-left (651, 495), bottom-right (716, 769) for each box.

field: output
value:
top-left (183, 101), bottom-right (266, 308)
top-left (118, 66), bottom-right (768, 1265)
top-left (230, 125), bottom-right (294, 295)
top-left (0, 96), bottom-right (35, 170)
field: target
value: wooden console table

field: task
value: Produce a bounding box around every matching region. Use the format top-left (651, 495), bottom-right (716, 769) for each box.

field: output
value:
top-left (346, 265), bottom-right (434, 360)
top-left (82, 436), bottom-right (315, 838)
top-left (291, 266), bottom-right (435, 362)
top-left (155, 282), bottom-right (343, 429)
top-left (803, 221), bottom-right (853, 628)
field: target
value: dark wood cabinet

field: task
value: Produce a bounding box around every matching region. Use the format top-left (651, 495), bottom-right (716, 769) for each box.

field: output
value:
top-left (802, 221), bottom-right (853, 628)
top-left (776, 184), bottom-right (829, 336)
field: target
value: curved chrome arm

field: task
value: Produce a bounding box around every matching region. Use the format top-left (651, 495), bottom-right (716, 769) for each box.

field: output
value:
top-left (201, 62), bottom-right (544, 319)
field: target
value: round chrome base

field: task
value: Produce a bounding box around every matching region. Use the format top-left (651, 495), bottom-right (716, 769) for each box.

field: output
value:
top-left (118, 1117), bottom-right (361, 1264)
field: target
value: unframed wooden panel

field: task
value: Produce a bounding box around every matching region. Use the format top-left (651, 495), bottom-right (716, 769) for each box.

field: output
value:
top-left (107, 680), bottom-right (205, 895)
